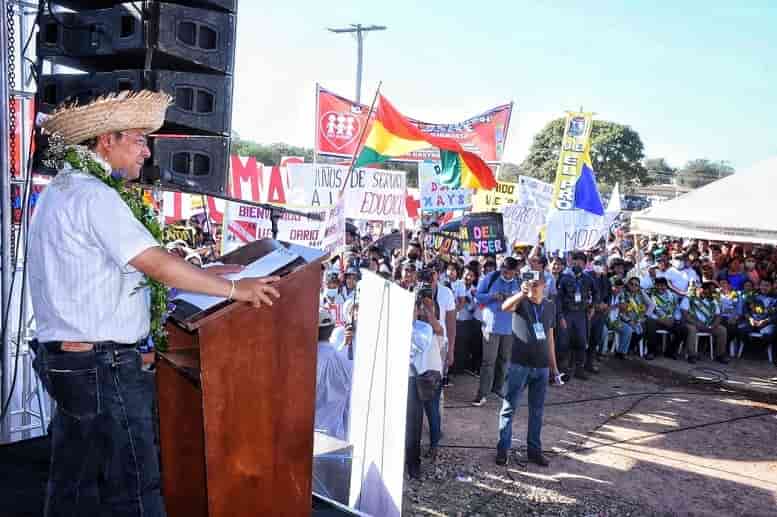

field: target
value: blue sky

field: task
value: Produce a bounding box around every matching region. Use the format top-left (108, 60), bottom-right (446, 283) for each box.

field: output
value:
top-left (231, 1), bottom-right (777, 171)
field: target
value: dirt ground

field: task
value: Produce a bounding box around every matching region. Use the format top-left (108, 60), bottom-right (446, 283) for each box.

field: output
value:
top-left (402, 358), bottom-right (777, 517)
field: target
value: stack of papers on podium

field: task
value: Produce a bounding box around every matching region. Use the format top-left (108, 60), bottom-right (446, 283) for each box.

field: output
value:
top-left (173, 247), bottom-right (300, 311)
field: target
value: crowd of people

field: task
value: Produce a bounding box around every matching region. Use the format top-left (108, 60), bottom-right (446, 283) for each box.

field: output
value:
top-left (313, 225), bottom-right (777, 478)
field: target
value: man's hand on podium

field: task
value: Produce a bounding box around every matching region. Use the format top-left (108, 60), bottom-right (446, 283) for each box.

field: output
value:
top-left (233, 276), bottom-right (282, 308)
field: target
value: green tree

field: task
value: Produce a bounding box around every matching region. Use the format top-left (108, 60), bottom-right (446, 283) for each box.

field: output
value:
top-left (384, 161), bottom-right (419, 189)
top-left (676, 159), bottom-right (734, 188)
top-left (520, 118), bottom-right (650, 186)
top-left (230, 138), bottom-right (314, 165)
top-left (644, 158), bottom-right (677, 184)
top-left (230, 137), bottom-right (421, 187)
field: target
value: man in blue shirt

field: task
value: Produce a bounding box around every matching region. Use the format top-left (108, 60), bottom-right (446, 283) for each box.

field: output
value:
top-left (472, 257), bottom-right (520, 406)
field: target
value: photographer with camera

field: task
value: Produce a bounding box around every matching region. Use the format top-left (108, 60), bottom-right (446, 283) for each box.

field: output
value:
top-left (455, 265), bottom-right (483, 374)
top-left (496, 271), bottom-right (560, 467)
top-left (415, 266), bottom-right (456, 460)
top-left (406, 288), bottom-right (446, 479)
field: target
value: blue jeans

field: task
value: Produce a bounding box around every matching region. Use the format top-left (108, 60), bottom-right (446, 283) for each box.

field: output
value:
top-left (497, 363), bottom-right (549, 453)
top-left (616, 323), bottom-right (635, 354)
top-left (422, 383), bottom-right (442, 447)
top-left (33, 342), bottom-right (165, 517)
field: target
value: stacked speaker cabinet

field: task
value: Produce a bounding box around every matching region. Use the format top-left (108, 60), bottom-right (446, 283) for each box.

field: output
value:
top-left (36, 1), bottom-right (237, 195)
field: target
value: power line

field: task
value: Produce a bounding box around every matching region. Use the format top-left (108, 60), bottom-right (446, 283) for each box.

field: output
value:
top-left (327, 24), bottom-right (386, 103)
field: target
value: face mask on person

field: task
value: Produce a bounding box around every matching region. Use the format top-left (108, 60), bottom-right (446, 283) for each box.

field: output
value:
top-left (671, 260), bottom-right (684, 269)
top-left (593, 265), bottom-right (604, 274)
top-left (572, 265), bottom-right (583, 275)
top-left (745, 261), bottom-right (756, 270)
top-left (408, 252), bottom-right (419, 261)
top-left (325, 288), bottom-right (338, 299)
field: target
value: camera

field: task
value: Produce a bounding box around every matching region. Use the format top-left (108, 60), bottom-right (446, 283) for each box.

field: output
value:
top-left (417, 268), bottom-right (435, 284)
top-left (522, 271), bottom-right (540, 282)
top-left (415, 283), bottom-right (434, 305)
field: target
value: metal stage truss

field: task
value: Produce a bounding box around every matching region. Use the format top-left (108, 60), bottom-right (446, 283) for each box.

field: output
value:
top-left (1, 0), bottom-right (49, 443)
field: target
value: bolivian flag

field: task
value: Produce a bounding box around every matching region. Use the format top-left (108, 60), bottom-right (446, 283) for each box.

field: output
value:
top-left (354, 95), bottom-right (497, 190)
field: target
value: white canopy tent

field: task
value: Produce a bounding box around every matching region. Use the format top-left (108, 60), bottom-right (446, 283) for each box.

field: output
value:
top-left (631, 157), bottom-right (777, 244)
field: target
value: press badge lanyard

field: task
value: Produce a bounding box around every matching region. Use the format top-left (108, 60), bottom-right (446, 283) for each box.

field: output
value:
top-left (574, 277), bottom-right (582, 303)
top-left (531, 302), bottom-right (546, 341)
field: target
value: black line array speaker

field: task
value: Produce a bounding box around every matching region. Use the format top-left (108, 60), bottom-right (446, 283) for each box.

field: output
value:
top-left (38, 71), bottom-right (233, 135)
top-left (36, 1), bottom-right (237, 196)
top-left (38, 3), bottom-right (235, 74)
top-left (144, 135), bottom-right (230, 195)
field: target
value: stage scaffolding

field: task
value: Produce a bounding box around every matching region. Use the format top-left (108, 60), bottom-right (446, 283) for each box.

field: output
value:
top-left (1, 0), bottom-right (49, 443)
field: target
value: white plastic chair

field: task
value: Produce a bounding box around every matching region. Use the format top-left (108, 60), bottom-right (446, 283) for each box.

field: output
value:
top-left (738, 332), bottom-right (775, 363)
top-left (605, 330), bottom-right (618, 354)
top-left (655, 329), bottom-right (670, 354)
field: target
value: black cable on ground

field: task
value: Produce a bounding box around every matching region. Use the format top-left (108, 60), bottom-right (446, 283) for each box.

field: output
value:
top-left (442, 387), bottom-right (751, 411)
top-left (687, 366), bottom-right (729, 385)
top-left (566, 408), bottom-right (776, 454)
top-left (436, 408), bottom-right (776, 455)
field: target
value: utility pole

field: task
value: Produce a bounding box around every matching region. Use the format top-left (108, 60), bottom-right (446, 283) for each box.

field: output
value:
top-left (327, 24), bottom-right (386, 104)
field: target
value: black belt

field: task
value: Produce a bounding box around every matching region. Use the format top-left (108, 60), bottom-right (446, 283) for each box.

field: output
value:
top-left (36, 339), bottom-right (146, 354)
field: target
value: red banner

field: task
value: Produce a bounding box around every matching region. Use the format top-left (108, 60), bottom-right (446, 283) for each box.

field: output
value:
top-left (10, 98), bottom-right (35, 177)
top-left (315, 85), bottom-right (513, 163)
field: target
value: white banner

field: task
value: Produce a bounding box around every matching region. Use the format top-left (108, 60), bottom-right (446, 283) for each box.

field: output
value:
top-left (419, 161), bottom-right (472, 212)
top-left (545, 185), bottom-right (620, 252)
top-left (517, 175), bottom-right (553, 209)
top-left (286, 163), bottom-right (407, 222)
top-left (221, 198), bottom-right (345, 255)
top-left (502, 203), bottom-right (545, 247)
top-left (349, 271), bottom-right (414, 517)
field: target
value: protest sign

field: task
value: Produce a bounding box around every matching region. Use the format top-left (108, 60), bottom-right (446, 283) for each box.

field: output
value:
top-left (544, 185), bottom-right (621, 252)
top-left (471, 180), bottom-right (518, 212)
top-left (419, 161), bottom-right (472, 212)
top-left (517, 176), bottom-right (553, 209)
top-left (502, 203), bottom-right (545, 247)
top-left (286, 163), bottom-right (407, 222)
top-left (221, 197), bottom-right (345, 255)
top-left (316, 85), bottom-right (513, 163)
top-left (425, 212), bottom-right (506, 256)
top-left (164, 158), bottom-right (407, 226)
top-left (349, 271), bottom-right (414, 517)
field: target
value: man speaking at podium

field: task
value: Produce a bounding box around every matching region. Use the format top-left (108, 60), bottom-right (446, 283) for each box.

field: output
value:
top-left (28, 91), bottom-right (280, 516)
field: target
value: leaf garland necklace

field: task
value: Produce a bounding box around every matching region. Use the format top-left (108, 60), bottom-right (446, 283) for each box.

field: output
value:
top-left (45, 135), bottom-right (169, 350)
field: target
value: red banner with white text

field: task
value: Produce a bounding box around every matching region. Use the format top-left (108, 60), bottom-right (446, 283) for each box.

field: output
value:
top-left (315, 85), bottom-right (513, 163)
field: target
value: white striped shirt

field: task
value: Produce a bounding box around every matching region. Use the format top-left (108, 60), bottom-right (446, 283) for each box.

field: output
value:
top-left (28, 166), bottom-right (159, 343)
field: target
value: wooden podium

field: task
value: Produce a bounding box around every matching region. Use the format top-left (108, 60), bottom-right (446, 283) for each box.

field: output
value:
top-left (156, 239), bottom-right (326, 517)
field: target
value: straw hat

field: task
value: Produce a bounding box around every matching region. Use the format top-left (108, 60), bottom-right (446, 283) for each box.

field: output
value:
top-left (42, 90), bottom-right (173, 145)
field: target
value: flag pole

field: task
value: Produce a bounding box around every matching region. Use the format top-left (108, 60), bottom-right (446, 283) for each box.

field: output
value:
top-left (339, 80), bottom-right (382, 198)
top-left (313, 82), bottom-right (320, 167)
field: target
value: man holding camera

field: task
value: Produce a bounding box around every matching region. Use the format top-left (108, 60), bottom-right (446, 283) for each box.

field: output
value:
top-left (416, 267), bottom-right (456, 459)
top-left (497, 272), bottom-right (559, 466)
